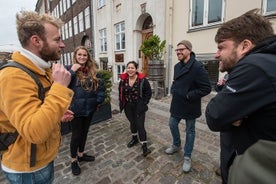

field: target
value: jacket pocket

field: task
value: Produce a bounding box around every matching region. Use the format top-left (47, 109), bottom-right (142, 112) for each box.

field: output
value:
top-left (136, 100), bottom-right (148, 115)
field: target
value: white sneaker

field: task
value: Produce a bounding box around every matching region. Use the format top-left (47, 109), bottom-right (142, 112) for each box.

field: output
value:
top-left (165, 145), bottom-right (181, 155)
top-left (183, 157), bottom-right (191, 172)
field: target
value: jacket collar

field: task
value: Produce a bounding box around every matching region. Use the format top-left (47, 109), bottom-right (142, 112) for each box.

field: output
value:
top-left (11, 51), bottom-right (50, 76)
top-left (120, 72), bottom-right (146, 80)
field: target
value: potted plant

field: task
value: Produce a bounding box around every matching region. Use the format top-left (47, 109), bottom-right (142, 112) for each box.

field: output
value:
top-left (140, 34), bottom-right (166, 61)
top-left (140, 34), bottom-right (166, 81)
top-left (140, 34), bottom-right (166, 99)
top-left (91, 69), bottom-right (113, 124)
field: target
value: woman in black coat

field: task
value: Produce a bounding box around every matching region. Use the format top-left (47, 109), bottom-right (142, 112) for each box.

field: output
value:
top-left (118, 61), bottom-right (152, 157)
top-left (67, 46), bottom-right (105, 176)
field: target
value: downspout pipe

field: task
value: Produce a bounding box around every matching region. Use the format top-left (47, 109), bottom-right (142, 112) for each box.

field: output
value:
top-left (167, 0), bottom-right (173, 96)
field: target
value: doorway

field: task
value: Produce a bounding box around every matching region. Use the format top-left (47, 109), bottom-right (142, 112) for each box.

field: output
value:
top-left (141, 16), bottom-right (153, 77)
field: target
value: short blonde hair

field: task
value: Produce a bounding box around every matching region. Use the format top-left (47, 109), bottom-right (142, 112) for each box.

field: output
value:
top-left (16, 11), bottom-right (63, 47)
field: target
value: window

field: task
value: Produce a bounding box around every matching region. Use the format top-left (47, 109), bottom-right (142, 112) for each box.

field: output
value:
top-left (73, 16), bottom-right (78, 35)
top-left (99, 29), bottom-right (107, 52)
top-left (190, 0), bottom-right (224, 28)
top-left (115, 22), bottom-right (125, 51)
top-left (60, 0), bottom-right (64, 15)
top-left (98, 0), bottom-right (105, 8)
top-left (63, 0), bottom-right (66, 12)
top-left (61, 25), bottom-right (65, 40)
top-left (78, 12), bottom-right (84, 32)
top-left (64, 23), bottom-right (68, 39)
top-left (68, 20), bottom-right (72, 38)
top-left (67, 0), bottom-right (70, 8)
top-left (56, 5), bottom-right (60, 17)
top-left (62, 0), bottom-right (66, 14)
top-left (85, 7), bottom-right (91, 29)
top-left (116, 64), bottom-right (125, 82)
top-left (263, 0), bottom-right (276, 15)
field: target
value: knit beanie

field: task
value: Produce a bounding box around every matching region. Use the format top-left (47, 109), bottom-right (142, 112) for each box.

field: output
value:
top-left (178, 40), bottom-right (192, 51)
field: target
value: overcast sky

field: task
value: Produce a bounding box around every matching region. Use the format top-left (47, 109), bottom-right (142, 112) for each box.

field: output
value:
top-left (0, 0), bottom-right (37, 47)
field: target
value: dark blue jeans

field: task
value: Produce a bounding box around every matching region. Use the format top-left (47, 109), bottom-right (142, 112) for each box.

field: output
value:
top-left (169, 116), bottom-right (196, 157)
top-left (3, 161), bottom-right (54, 184)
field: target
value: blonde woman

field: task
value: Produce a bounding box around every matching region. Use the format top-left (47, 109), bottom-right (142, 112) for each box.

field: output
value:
top-left (67, 46), bottom-right (105, 175)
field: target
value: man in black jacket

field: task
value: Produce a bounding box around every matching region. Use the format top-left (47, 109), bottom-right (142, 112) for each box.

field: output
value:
top-left (165, 40), bottom-right (211, 173)
top-left (206, 9), bottom-right (276, 183)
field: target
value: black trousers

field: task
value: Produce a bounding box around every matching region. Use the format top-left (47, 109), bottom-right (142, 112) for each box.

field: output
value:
top-left (124, 103), bottom-right (147, 142)
top-left (220, 132), bottom-right (236, 184)
top-left (70, 113), bottom-right (93, 158)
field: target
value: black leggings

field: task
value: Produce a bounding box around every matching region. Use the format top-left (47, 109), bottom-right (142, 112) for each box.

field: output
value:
top-left (124, 103), bottom-right (147, 142)
top-left (70, 113), bottom-right (93, 158)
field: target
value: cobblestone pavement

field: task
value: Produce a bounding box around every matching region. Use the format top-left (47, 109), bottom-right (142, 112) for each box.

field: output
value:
top-left (0, 85), bottom-right (222, 184)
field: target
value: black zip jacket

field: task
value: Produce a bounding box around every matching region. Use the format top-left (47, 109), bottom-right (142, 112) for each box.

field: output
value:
top-left (206, 36), bottom-right (276, 155)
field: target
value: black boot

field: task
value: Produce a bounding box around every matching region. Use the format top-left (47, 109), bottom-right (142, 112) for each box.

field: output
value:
top-left (127, 135), bottom-right (138, 148)
top-left (142, 143), bottom-right (151, 157)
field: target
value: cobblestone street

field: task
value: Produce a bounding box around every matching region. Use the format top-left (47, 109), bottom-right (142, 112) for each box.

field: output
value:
top-left (0, 86), bottom-right (222, 184)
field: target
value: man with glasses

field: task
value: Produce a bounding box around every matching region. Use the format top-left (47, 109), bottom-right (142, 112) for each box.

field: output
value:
top-left (165, 40), bottom-right (211, 172)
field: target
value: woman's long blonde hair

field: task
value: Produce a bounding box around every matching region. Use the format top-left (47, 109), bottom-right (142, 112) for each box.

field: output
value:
top-left (72, 46), bottom-right (99, 91)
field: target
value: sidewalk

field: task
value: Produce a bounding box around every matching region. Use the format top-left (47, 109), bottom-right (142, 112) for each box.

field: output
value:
top-left (0, 86), bottom-right (221, 184)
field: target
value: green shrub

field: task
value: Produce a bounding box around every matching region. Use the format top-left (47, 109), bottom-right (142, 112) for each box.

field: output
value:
top-left (98, 69), bottom-right (112, 105)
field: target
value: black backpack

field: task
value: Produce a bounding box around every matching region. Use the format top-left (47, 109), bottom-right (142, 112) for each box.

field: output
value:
top-left (0, 61), bottom-right (49, 167)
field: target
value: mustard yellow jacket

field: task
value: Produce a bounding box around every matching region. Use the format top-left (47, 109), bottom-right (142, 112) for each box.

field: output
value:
top-left (0, 52), bottom-right (74, 171)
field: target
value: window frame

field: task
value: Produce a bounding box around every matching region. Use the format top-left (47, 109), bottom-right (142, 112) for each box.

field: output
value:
top-left (114, 22), bottom-right (125, 51)
top-left (73, 16), bottom-right (78, 35)
top-left (263, 0), bottom-right (276, 16)
top-left (85, 7), bottom-right (91, 29)
top-left (189, 0), bottom-right (225, 29)
top-left (78, 12), bottom-right (84, 33)
top-left (98, 0), bottom-right (106, 9)
top-left (99, 28), bottom-right (107, 52)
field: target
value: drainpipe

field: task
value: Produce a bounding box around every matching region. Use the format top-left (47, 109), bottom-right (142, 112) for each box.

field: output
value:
top-left (167, 0), bottom-right (173, 96)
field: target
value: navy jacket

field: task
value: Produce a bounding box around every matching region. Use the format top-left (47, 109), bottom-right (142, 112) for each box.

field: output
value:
top-left (206, 36), bottom-right (276, 156)
top-left (67, 67), bottom-right (105, 117)
top-left (170, 53), bottom-right (211, 119)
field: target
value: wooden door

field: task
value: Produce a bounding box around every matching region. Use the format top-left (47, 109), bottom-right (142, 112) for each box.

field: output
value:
top-left (141, 31), bottom-right (153, 76)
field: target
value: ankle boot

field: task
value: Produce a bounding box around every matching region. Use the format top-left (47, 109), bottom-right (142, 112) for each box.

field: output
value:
top-left (127, 135), bottom-right (138, 148)
top-left (142, 143), bottom-right (151, 157)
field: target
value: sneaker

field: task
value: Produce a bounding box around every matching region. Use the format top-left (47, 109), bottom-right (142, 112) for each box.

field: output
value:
top-left (165, 145), bottom-right (181, 155)
top-left (71, 160), bottom-right (81, 175)
top-left (183, 157), bottom-right (191, 173)
top-left (78, 153), bottom-right (95, 162)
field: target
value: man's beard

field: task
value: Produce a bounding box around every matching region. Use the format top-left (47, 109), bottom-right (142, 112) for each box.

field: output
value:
top-left (39, 43), bottom-right (61, 62)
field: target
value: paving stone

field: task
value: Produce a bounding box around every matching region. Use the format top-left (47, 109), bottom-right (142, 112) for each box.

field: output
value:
top-left (0, 84), bottom-right (221, 184)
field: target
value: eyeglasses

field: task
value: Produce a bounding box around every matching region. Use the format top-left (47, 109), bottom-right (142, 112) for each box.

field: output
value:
top-left (175, 48), bottom-right (188, 52)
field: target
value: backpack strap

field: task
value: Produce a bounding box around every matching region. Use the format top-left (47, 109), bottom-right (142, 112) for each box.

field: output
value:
top-left (0, 62), bottom-right (46, 167)
top-left (1, 62), bottom-right (44, 100)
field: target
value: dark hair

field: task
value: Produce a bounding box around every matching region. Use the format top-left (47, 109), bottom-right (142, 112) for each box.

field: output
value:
top-left (126, 61), bottom-right (138, 69)
top-left (215, 9), bottom-right (274, 45)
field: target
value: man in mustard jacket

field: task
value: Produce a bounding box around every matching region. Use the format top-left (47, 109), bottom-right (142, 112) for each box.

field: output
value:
top-left (0, 11), bottom-right (74, 183)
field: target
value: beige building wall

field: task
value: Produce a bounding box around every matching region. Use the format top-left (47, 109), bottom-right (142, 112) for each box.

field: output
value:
top-left (93, 0), bottom-right (275, 89)
top-left (166, 0), bottom-right (276, 90)
top-left (93, 0), bottom-right (166, 82)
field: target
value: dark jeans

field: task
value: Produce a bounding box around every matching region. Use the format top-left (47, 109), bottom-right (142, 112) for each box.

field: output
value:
top-left (168, 116), bottom-right (196, 158)
top-left (124, 103), bottom-right (147, 142)
top-left (70, 114), bottom-right (93, 158)
top-left (3, 161), bottom-right (54, 184)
